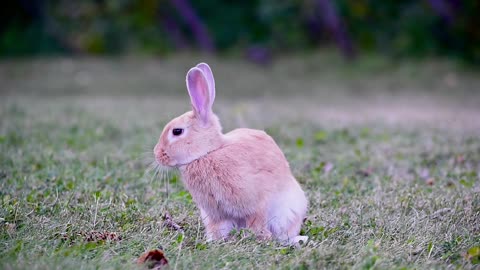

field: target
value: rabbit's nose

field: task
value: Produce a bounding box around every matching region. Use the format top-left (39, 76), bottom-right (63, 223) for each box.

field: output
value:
top-left (154, 147), bottom-right (169, 165)
top-left (154, 151), bottom-right (163, 164)
top-left (153, 144), bottom-right (162, 155)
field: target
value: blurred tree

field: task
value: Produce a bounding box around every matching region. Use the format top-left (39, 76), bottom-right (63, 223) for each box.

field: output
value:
top-left (314, 0), bottom-right (355, 58)
top-left (170, 0), bottom-right (215, 52)
top-left (0, 0), bottom-right (479, 64)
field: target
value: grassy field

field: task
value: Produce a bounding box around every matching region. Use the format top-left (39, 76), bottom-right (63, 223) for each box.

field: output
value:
top-left (1, 54), bottom-right (479, 269)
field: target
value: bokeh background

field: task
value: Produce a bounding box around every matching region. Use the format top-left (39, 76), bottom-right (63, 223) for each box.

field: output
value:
top-left (2, 0), bottom-right (480, 63)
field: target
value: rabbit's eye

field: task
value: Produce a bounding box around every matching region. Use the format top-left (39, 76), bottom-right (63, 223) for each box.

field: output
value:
top-left (172, 128), bottom-right (183, 136)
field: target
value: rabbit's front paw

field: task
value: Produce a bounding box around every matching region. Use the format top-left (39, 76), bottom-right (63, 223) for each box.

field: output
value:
top-left (292, 235), bottom-right (308, 244)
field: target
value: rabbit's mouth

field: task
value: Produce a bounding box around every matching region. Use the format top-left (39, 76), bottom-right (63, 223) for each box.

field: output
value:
top-left (155, 150), bottom-right (176, 167)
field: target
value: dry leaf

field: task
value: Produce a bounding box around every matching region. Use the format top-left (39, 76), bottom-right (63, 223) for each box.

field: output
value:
top-left (59, 230), bottom-right (121, 244)
top-left (82, 231), bottom-right (121, 242)
top-left (137, 249), bottom-right (169, 270)
top-left (163, 211), bottom-right (183, 231)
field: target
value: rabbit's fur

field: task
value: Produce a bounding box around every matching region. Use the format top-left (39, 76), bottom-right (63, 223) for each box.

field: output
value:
top-left (154, 63), bottom-right (308, 244)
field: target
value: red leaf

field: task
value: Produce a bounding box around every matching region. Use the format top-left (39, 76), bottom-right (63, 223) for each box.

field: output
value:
top-left (137, 249), bottom-right (169, 269)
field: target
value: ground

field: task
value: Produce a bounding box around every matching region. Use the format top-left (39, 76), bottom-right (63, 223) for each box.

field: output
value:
top-left (1, 53), bottom-right (479, 269)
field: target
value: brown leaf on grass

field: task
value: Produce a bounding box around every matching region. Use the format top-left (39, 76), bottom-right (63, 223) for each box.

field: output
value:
top-left (137, 249), bottom-right (169, 270)
top-left (81, 231), bottom-right (122, 242)
top-left (59, 231), bottom-right (122, 243)
top-left (163, 211), bottom-right (183, 231)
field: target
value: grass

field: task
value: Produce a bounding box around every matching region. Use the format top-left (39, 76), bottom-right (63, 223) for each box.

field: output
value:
top-left (1, 53), bottom-right (480, 269)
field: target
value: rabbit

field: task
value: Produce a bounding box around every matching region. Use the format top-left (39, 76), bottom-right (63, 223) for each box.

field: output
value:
top-left (153, 63), bottom-right (308, 244)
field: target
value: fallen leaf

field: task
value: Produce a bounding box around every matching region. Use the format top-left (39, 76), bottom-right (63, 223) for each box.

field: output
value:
top-left (59, 230), bottom-right (122, 244)
top-left (137, 249), bottom-right (169, 269)
top-left (163, 211), bottom-right (183, 231)
top-left (81, 231), bottom-right (122, 242)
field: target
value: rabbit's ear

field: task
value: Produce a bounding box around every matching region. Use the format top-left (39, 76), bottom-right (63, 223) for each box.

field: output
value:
top-left (196, 63), bottom-right (215, 107)
top-left (186, 67), bottom-right (211, 124)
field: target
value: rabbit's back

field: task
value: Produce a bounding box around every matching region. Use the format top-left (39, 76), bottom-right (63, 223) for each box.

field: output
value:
top-left (223, 128), bottom-right (294, 185)
top-left (224, 128), bottom-right (289, 167)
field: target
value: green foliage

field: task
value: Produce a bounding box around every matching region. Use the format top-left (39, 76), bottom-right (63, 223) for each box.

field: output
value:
top-left (468, 246), bottom-right (480, 264)
top-left (1, 0), bottom-right (479, 63)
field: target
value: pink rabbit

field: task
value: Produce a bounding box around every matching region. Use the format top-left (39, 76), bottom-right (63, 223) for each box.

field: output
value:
top-left (154, 63), bottom-right (308, 244)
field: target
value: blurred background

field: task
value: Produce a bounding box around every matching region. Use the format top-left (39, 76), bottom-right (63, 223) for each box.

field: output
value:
top-left (1, 0), bottom-right (479, 63)
top-left (1, 0), bottom-right (479, 129)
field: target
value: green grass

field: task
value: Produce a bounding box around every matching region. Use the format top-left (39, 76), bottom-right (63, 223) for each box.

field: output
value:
top-left (1, 54), bottom-right (480, 269)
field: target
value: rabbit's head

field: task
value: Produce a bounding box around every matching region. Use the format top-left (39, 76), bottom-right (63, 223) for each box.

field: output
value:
top-left (154, 63), bottom-right (223, 167)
